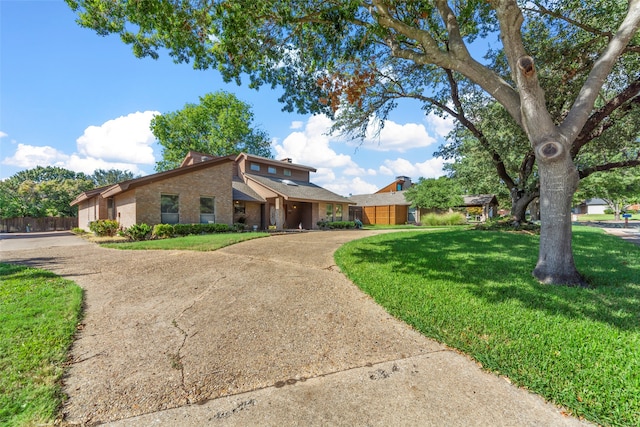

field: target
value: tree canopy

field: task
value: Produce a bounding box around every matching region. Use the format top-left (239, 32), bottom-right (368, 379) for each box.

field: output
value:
top-left (0, 166), bottom-right (94, 218)
top-left (0, 167), bottom-right (136, 218)
top-left (92, 168), bottom-right (137, 186)
top-left (405, 177), bottom-right (464, 211)
top-left (150, 91), bottom-right (272, 171)
top-left (66, 0), bottom-right (640, 285)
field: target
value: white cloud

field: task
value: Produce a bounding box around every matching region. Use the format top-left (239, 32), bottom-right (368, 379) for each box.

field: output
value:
top-left (1, 143), bottom-right (146, 176)
top-left (326, 177), bottom-right (379, 196)
top-left (76, 111), bottom-right (159, 164)
top-left (0, 131), bottom-right (8, 139)
top-left (362, 120), bottom-right (437, 153)
top-left (426, 112), bottom-right (455, 138)
top-left (273, 114), bottom-right (355, 169)
top-left (2, 143), bottom-right (69, 168)
top-left (381, 157), bottom-right (448, 180)
top-left (290, 121), bottom-right (304, 130)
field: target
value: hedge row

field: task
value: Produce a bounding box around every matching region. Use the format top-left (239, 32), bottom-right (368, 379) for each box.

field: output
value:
top-left (88, 220), bottom-right (236, 241)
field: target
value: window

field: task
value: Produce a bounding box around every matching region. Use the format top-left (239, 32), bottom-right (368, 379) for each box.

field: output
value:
top-left (335, 204), bottom-right (343, 221)
top-left (107, 198), bottom-right (114, 220)
top-left (396, 183), bottom-right (403, 191)
top-left (161, 194), bottom-right (179, 224)
top-left (283, 168), bottom-right (292, 177)
top-left (250, 162), bottom-right (260, 171)
top-left (234, 200), bottom-right (246, 214)
top-left (268, 166), bottom-right (276, 174)
top-left (326, 203), bottom-right (333, 221)
top-left (200, 196), bottom-right (215, 223)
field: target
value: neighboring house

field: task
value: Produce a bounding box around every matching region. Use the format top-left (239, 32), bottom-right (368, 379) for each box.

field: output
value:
top-left (349, 176), bottom-right (415, 225)
top-left (573, 198), bottom-right (608, 215)
top-left (71, 152), bottom-right (352, 231)
top-left (460, 195), bottom-right (499, 221)
top-left (349, 177), bottom-right (499, 224)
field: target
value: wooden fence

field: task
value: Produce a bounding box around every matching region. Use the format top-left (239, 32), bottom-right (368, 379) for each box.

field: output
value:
top-left (0, 217), bottom-right (77, 233)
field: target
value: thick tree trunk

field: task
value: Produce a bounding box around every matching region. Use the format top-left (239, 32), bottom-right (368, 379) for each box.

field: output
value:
top-left (532, 151), bottom-right (587, 286)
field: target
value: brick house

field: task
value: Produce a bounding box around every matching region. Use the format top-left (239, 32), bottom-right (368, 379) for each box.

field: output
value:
top-left (71, 152), bottom-right (352, 231)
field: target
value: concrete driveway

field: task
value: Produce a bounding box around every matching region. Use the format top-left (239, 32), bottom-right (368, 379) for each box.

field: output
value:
top-left (1, 231), bottom-right (590, 426)
top-left (0, 231), bottom-right (92, 251)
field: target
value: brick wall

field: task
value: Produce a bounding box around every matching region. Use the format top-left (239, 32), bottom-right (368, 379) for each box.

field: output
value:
top-left (116, 162), bottom-right (234, 227)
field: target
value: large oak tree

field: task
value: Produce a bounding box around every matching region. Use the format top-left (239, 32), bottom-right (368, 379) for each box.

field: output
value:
top-left (66, 0), bottom-right (640, 286)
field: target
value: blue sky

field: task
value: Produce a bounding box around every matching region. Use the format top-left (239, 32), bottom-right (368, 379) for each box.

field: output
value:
top-left (1, 0), bottom-right (453, 196)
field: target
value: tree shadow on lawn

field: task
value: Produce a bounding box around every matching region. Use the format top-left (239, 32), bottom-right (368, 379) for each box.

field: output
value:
top-left (344, 228), bottom-right (640, 331)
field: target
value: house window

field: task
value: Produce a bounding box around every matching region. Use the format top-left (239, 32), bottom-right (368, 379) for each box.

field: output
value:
top-left (200, 196), bottom-right (215, 223)
top-left (396, 183), bottom-right (402, 191)
top-left (234, 200), bottom-right (246, 214)
top-left (335, 204), bottom-right (343, 221)
top-left (268, 166), bottom-right (277, 174)
top-left (107, 198), bottom-right (115, 220)
top-left (283, 168), bottom-right (291, 177)
top-left (161, 194), bottom-right (179, 224)
top-left (326, 203), bottom-right (333, 221)
top-left (250, 162), bottom-right (260, 171)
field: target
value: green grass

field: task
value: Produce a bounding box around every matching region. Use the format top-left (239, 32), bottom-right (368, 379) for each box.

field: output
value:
top-left (335, 226), bottom-right (640, 426)
top-left (100, 232), bottom-right (270, 250)
top-left (0, 263), bottom-right (83, 427)
top-left (574, 214), bottom-right (617, 221)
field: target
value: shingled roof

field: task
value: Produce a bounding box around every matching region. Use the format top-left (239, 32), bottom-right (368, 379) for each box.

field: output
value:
top-left (462, 194), bottom-right (498, 206)
top-left (349, 191), bottom-right (410, 207)
top-left (232, 177), bottom-right (265, 202)
top-left (245, 174), bottom-right (353, 204)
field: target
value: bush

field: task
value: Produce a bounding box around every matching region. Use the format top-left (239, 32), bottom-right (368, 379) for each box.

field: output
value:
top-left (71, 227), bottom-right (86, 235)
top-left (89, 219), bottom-right (120, 237)
top-left (124, 223), bottom-right (152, 241)
top-left (172, 223), bottom-right (231, 236)
top-left (328, 221), bottom-right (355, 229)
top-left (421, 212), bottom-right (466, 226)
top-left (232, 222), bottom-right (246, 232)
top-left (152, 224), bottom-right (174, 239)
top-left (604, 208), bottom-right (614, 214)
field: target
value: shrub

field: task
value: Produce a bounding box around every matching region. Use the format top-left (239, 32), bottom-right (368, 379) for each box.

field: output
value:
top-left (328, 221), bottom-right (355, 229)
top-left (89, 219), bottom-right (120, 237)
top-left (152, 224), bottom-right (174, 239)
top-left (71, 227), bottom-right (86, 235)
top-left (232, 222), bottom-right (246, 232)
top-left (421, 212), bottom-right (466, 226)
top-left (173, 223), bottom-right (198, 236)
top-left (604, 208), bottom-right (614, 214)
top-left (124, 223), bottom-right (152, 241)
top-left (172, 223), bottom-right (231, 236)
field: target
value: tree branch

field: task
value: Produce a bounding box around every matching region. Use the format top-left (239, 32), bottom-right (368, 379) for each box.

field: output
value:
top-left (571, 79), bottom-right (640, 156)
top-left (560, 0), bottom-right (640, 142)
top-left (579, 158), bottom-right (640, 179)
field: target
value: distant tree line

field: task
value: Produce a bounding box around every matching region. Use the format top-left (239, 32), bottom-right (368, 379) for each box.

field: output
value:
top-left (0, 166), bottom-right (136, 218)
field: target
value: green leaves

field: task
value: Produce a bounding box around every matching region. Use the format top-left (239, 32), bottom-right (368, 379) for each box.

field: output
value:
top-left (150, 91), bottom-right (272, 171)
top-left (404, 176), bottom-right (464, 210)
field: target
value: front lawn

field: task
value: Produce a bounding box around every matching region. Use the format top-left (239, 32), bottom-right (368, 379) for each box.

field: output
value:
top-left (0, 263), bottom-right (83, 427)
top-left (335, 226), bottom-right (639, 426)
top-left (100, 231), bottom-right (269, 250)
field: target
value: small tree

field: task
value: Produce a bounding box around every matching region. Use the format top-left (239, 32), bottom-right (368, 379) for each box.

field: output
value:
top-left (405, 177), bottom-right (463, 212)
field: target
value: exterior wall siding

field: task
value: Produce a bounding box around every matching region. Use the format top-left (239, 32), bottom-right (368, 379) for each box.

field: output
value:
top-left (117, 162), bottom-right (234, 228)
top-left (114, 191), bottom-right (137, 229)
top-left (234, 201), bottom-right (262, 230)
top-left (77, 196), bottom-right (108, 231)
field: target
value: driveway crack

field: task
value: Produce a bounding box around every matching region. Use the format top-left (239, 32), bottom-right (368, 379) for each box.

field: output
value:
top-left (170, 319), bottom-right (189, 401)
